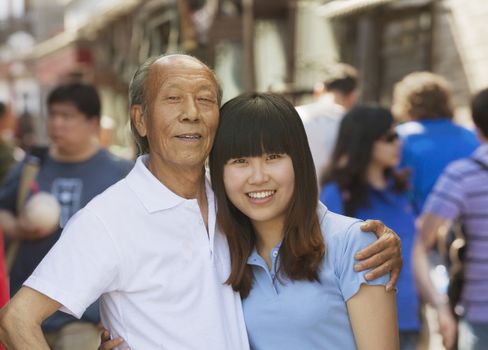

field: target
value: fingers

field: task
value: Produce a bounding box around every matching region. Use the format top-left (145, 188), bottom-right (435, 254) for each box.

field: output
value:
top-left (360, 220), bottom-right (385, 237)
top-left (357, 259), bottom-right (391, 281)
top-left (98, 330), bottom-right (128, 350)
top-left (355, 230), bottom-right (401, 260)
top-left (98, 336), bottom-right (125, 350)
top-left (354, 244), bottom-right (391, 271)
top-left (354, 244), bottom-right (402, 286)
top-left (100, 330), bottom-right (110, 342)
top-left (355, 234), bottom-right (389, 260)
top-left (386, 266), bottom-right (401, 292)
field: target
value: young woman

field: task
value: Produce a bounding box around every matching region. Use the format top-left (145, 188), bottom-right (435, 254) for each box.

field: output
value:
top-left (99, 94), bottom-right (399, 350)
top-left (211, 93), bottom-right (398, 349)
top-left (320, 106), bottom-right (420, 350)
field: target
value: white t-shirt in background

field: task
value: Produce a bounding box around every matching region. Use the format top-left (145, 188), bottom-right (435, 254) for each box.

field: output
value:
top-left (296, 96), bottom-right (345, 182)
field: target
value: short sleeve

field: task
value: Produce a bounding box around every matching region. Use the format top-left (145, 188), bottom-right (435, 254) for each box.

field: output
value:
top-left (320, 182), bottom-right (344, 214)
top-left (333, 221), bottom-right (389, 301)
top-left (423, 165), bottom-right (464, 220)
top-left (24, 207), bottom-right (121, 318)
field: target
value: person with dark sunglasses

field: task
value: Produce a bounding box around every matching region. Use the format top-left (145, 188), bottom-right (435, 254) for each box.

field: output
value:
top-left (320, 106), bottom-right (420, 350)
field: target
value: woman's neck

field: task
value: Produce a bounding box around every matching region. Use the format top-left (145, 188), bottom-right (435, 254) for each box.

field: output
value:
top-left (253, 218), bottom-right (285, 270)
top-left (367, 163), bottom-right (387, 190)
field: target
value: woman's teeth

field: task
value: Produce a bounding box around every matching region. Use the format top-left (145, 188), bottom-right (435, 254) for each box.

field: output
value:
top-left (247, 190), bottom-right (275, 199)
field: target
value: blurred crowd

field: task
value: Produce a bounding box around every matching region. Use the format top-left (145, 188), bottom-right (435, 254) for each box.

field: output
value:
top-left (0, 61), bottom-right (487, 350)
top-left (298, 65), bottom-right (487, 350)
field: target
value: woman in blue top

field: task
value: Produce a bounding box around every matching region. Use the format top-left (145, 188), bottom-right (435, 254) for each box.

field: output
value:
top-left (99, 94), bottom-right (399, 350)
top-left (207, 94), bottom-right (398, 349)
top-left (320, 106), bottom-right (420, 350)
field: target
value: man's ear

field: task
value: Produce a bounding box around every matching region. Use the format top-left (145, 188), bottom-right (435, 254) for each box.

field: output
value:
top-left (131, 105), bottom-right (147, 137)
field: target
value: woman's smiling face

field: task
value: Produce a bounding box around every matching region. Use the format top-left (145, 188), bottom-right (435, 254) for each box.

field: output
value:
top-left (223, 153), bottom-right (295, 228)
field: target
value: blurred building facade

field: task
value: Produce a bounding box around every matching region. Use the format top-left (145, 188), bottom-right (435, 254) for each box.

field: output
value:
top-left (0, 0), bottom-right (487, 151)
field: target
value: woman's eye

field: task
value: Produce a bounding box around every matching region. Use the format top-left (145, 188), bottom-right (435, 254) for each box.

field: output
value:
top-left (267, 154), bottom-right (282, 160)
top-left (229, 158), bottom-right (247, 165)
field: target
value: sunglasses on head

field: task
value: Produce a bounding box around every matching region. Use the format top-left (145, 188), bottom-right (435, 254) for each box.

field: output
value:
top-left (379, 131), bottom-right (399, 143)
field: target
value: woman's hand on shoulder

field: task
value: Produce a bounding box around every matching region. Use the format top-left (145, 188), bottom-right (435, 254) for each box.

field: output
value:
top-left (355, 220), bottom-right (402, 291)
top-left (98, 329), bottom-right (129, 350)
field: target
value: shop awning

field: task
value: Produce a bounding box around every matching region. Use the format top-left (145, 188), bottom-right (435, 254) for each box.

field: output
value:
top-left (317, 0), bottom-right (397, 18)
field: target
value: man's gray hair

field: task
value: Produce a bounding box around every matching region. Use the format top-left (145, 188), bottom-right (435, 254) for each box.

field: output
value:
top-left (129, 56), bottom-right (159, 155)
top-left (128, 54), bottom-right (222, 155)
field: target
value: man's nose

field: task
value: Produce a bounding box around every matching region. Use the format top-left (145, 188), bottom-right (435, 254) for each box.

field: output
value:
top-left (48, 115), bottom-right (63, 127)
top-left (181, 96), bottom-right (199, 122)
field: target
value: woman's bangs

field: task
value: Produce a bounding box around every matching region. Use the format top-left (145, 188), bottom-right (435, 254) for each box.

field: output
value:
top-left (220, 107), bottom-right (291, 162)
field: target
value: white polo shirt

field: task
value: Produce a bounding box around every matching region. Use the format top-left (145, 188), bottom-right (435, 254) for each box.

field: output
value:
top-left (25, 156), bottom-right (249, 350)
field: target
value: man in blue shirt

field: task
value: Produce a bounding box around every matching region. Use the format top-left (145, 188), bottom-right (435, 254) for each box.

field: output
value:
top-left (0, 82), bottom-right (132, 350)
top-left (393, 72), bottom-right (479, 213)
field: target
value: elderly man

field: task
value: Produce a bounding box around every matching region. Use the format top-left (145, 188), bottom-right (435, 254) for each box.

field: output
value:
top-left (0, 55), bottom-right (401, 349)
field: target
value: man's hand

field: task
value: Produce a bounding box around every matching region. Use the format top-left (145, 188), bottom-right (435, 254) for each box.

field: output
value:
top-left (436, 303), bottom-right (457, 350)
top-left (98, 329), bottom-right (129, 350)
top-left (355, 220), bottom-right (402, 291)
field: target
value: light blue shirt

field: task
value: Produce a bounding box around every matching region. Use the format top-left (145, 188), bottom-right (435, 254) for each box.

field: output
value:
top-left (242, 203), bottom-right (390, 350)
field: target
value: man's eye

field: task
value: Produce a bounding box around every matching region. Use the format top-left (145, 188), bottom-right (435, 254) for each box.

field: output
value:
top-left (167, 96), bottom-right (180, 101)
top-left (198, 97), bottom-right (215, 103)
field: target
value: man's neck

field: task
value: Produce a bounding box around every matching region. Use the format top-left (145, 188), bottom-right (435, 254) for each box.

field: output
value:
top-left (147, 158), bottom-right (206, 199)
top-left (147, 155), bottom-right (209, 230)
top-left (50, 142), bottom-right (100, 163)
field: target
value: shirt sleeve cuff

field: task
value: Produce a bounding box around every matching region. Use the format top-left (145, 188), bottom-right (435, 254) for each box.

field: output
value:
top-left (341, 272), bottom-right (390, 301)
top-left (23, 275), bottom-right (86, 319)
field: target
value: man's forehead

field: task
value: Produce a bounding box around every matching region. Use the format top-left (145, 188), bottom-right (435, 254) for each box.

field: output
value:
top-left (155, 54), bottom-right (207, 69)
top-left (153, 56), bottom-right (212, 78)
top-left (149, 56), bottom-right (218, 91)
top-left (48, 101), bottom-right (78, 111)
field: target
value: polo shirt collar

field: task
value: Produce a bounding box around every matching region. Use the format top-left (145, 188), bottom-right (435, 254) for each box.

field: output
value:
top-left (126, 155), bottom-right (210, 213)
top-left (247, 244), bottom-right (282, 270)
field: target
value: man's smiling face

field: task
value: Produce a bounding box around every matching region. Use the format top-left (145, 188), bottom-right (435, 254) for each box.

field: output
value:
top-left (134, 56), bottom-right (220, 172)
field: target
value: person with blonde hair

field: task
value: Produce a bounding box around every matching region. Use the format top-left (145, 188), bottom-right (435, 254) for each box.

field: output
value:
top-left (393, 72), bottom-right (478, 212)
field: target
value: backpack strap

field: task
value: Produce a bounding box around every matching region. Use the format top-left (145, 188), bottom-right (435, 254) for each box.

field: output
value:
top-left (7, 146), bottom-right (49, 272)
top-left (472, 158), bottom-right (488, 172)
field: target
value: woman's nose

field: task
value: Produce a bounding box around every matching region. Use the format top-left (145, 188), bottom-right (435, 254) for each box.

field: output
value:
top-left (248, 162), bottom-right (269, 184)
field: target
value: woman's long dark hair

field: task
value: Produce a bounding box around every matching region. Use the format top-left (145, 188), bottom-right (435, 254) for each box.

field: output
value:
top-left (321, 106), bottom-right (408, 216)
top-left (209, 93), bottom-right (325, 298)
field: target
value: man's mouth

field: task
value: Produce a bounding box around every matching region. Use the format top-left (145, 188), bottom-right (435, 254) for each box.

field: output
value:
top-left (246, 190), bottom-right (276, 199)
top-left (176, 133), bottom-right (202, 140)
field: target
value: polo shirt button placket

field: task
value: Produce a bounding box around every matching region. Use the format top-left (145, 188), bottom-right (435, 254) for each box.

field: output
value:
top-left (269, 249), bottom-right (280, 294)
